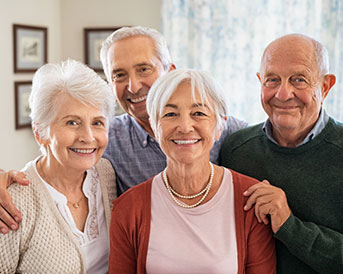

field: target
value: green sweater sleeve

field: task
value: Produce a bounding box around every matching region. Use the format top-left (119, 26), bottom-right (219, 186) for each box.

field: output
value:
top-left (275, 213), bottom-right (343, 274)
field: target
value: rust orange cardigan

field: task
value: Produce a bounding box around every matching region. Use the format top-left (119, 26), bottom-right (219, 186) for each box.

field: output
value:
top-left (109, 169), bottom-right (276, 274)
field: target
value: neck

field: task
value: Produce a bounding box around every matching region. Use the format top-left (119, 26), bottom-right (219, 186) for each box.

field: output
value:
top-left (135, 117), bottom-right (155, 137)
top-left (272, 122), bottom-right (318, 148)
top-left (271, 112), bottom-right (321, 148)
top-left (38, 156), bottom-right (85, 192)
top-left (165, 160), bottom-right (212, 195)
top-left (273, 130), bottom-right (307, 147)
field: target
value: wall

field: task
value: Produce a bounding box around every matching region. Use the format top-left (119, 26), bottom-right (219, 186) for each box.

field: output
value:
top-left (0, 0), bottom-right (161, 170)
top-left (0, 0), bottom-right (62, 170)
top-left (61, 0), bottom-right (162, 61)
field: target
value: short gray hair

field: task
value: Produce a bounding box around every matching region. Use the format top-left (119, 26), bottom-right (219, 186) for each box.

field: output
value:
top-left (313, 39), bottom-right (329, 77)
top-left (100, 26), bottom-right (172, 83)
top-left (146, 69), bottom-right (227, 138)
top-left (30, 59), bottom-right (115, 142)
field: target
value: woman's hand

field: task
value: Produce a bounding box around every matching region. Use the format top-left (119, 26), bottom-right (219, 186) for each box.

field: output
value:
top-left (0, 169), bottom-right (29, 234)
top-left (243, 180), bottom-right (291, 233)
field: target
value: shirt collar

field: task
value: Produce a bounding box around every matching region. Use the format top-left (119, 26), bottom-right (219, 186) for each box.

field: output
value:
top-left (263, 108), bottom-right (329, 147)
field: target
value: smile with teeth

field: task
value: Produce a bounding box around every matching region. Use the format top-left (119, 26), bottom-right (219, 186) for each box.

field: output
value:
top-left (130, 95), bottom-right (147, 103)
top-left (173, 139), bottom-right (200, 145)
top-left (69, 148), bottom-right (96, 154)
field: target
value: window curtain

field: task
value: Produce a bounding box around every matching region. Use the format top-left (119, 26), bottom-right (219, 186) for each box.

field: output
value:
top-left (161, 0), bottom-right (343, 124)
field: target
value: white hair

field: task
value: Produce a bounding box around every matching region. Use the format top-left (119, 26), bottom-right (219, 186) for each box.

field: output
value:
top-left (146, 69), bottom-right (228, 139)
top-left (29, 59), bottom-right (115, 146)
top-left (313, 39), bottom-right (330, 77)
top-left (100, 26), bottom-right (173, 83)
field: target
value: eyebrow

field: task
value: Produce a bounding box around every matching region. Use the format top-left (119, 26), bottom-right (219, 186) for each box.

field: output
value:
top-left (61, 115), bottom-right (105, 120)
top-left (263, 70), bottom-right (311, 78)
top-left (111, 68), bottom-right (124, 75)
top-left (61, 115), bottom-right (80, 120)
top-left (111, 63), bottom-right (153, 75)
top-left (164, 103), bottom-right (210, 109)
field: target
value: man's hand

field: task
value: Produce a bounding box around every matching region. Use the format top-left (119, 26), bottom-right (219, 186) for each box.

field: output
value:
top-left (243, 180), bottom-right (291, 233)
top-left (0, 169), bottom-right (29, 234)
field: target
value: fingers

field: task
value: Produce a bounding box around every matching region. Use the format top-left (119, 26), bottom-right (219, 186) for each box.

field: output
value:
top-left (0, 207), bottom-right (19, 234)
top-left (0, 170), bottom-right (29, 188)
top-left (8, 170), bottom-right (29, 186)
top-left (243, 182), bottom-right (292, 233)
top-left (243, 182), bottom-right (274, 211)
top-left (243, 180), bottom-right (270, 196)
top-left (0, 186), bottom-right (22, 234)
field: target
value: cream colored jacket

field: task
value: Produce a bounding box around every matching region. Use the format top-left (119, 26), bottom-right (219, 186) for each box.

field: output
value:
top-left (0, 158), bottom-right (116, 274)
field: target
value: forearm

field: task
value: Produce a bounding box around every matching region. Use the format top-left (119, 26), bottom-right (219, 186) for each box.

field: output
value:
top-left (275, 213), bottom-right (343, 274)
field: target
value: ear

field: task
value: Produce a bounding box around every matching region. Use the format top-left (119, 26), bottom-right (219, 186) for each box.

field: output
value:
top-left (32, 123), bottom-right (49, 146)
top-left (321, 74), bottom-right (336, 100)
top-left (169, 63), bottom-right (176, 72)
top-left (256, 72), bottom-right (262, 84)
top-left (214, 116), bottom-right (228, 140)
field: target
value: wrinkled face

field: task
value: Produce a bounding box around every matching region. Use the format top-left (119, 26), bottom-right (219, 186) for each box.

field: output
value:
top-left (157, 82), bottom-right (218, 165)
top-left (258, 37), bottom-right (327, 141)
top-left (107, 36), bottom-right (166, 126)
top-left (43, 94), bottom-right (108, 172)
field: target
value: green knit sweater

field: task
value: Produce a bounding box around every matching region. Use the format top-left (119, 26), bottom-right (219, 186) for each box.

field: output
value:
top-left (220, 118), bottom-right (343, 274)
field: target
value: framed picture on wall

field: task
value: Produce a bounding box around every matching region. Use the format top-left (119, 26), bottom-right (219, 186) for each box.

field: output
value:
top-left (15, 81), bottom-right (32, 129)
top-left (84, 27), bottom-right (120, 71)
top-left (13, 24), bottom-right (48, 73)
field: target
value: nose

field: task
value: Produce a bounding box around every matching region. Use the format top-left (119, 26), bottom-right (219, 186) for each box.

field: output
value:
top-left (127, 74), bottom-right (142, 94)
top-left (275, 80), bottom-right (294, 101)
top-left (177, 115), bottom-right (194, 134)
top-left (79, 125), bottom-right (95, 143)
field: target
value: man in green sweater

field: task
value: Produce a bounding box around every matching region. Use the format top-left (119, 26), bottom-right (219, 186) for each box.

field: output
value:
top-left (220, 34), bottom-right (342, 274)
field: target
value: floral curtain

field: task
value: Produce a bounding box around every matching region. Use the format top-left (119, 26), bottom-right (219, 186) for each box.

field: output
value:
top-left (161, 0), bottom-right (343, 124)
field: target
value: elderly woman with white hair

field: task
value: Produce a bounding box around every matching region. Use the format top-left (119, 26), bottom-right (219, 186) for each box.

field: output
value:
top-left (0, 59), bottom-right (116, 273)
top-left (109, 69), bottom-right (276, 274)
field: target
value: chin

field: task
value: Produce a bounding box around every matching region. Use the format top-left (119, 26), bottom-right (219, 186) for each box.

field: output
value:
top-left (73, 159), bottom-right (98, 171)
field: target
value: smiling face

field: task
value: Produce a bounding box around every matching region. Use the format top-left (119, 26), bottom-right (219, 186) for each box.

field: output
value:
top-left (107, 35), bottom-right (167, 130)
top-left (257, 35), bottom-right (334, 146)
top-left (40, 94), bottom-right (108, 173)
top-left (157, 81), bottom-right (218, 165)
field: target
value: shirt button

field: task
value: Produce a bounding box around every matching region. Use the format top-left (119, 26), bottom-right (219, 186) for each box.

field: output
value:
top-left (143, 141), bottom-right (147, 145)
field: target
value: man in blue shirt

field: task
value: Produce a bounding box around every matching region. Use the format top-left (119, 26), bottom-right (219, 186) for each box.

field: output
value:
top-left (0, 26), bottom-right (246, 232)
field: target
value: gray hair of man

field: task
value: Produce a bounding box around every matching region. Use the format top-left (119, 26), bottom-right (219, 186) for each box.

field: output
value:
top-left (260, 33), bottom-right (330, 77)
top-left (100, 26), bottom-right (173, 83)
top-left (29, 59), bottom-right (115, 148)
top-left (146, 69), bottom-right (228, 140)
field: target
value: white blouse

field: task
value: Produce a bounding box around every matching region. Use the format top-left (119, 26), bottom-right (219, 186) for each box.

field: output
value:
top-left (34, 163), bottom-right (109, 274)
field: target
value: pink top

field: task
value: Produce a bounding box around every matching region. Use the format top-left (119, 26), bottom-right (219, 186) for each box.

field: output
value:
top-left (146, 168), bottom-right (238, 274)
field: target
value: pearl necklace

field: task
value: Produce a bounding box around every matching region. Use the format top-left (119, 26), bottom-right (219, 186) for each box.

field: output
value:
top-left (162, 162), bottom-right (214, 208)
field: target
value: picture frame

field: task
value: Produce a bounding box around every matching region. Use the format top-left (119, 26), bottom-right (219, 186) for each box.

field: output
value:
top-left (84, 27), bottom-right (120, 71)
top-left (13, 24), bottom-right (48, 73)
top-left (14, 81), bottom-right (32, 129)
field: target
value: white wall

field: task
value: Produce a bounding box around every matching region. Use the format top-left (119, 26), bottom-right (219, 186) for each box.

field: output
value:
top-left (0, 0), bottom-right (62, 170)
top-left (61, 0), bottom-right (162, 61)
top-left (0, 0), bottom-right (161, 170)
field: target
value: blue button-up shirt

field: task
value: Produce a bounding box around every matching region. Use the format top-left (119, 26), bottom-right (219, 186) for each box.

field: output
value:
top-left (103, 114), bottom-right (247, 195)
top-left (263, 108), bottom-right (329, 147)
